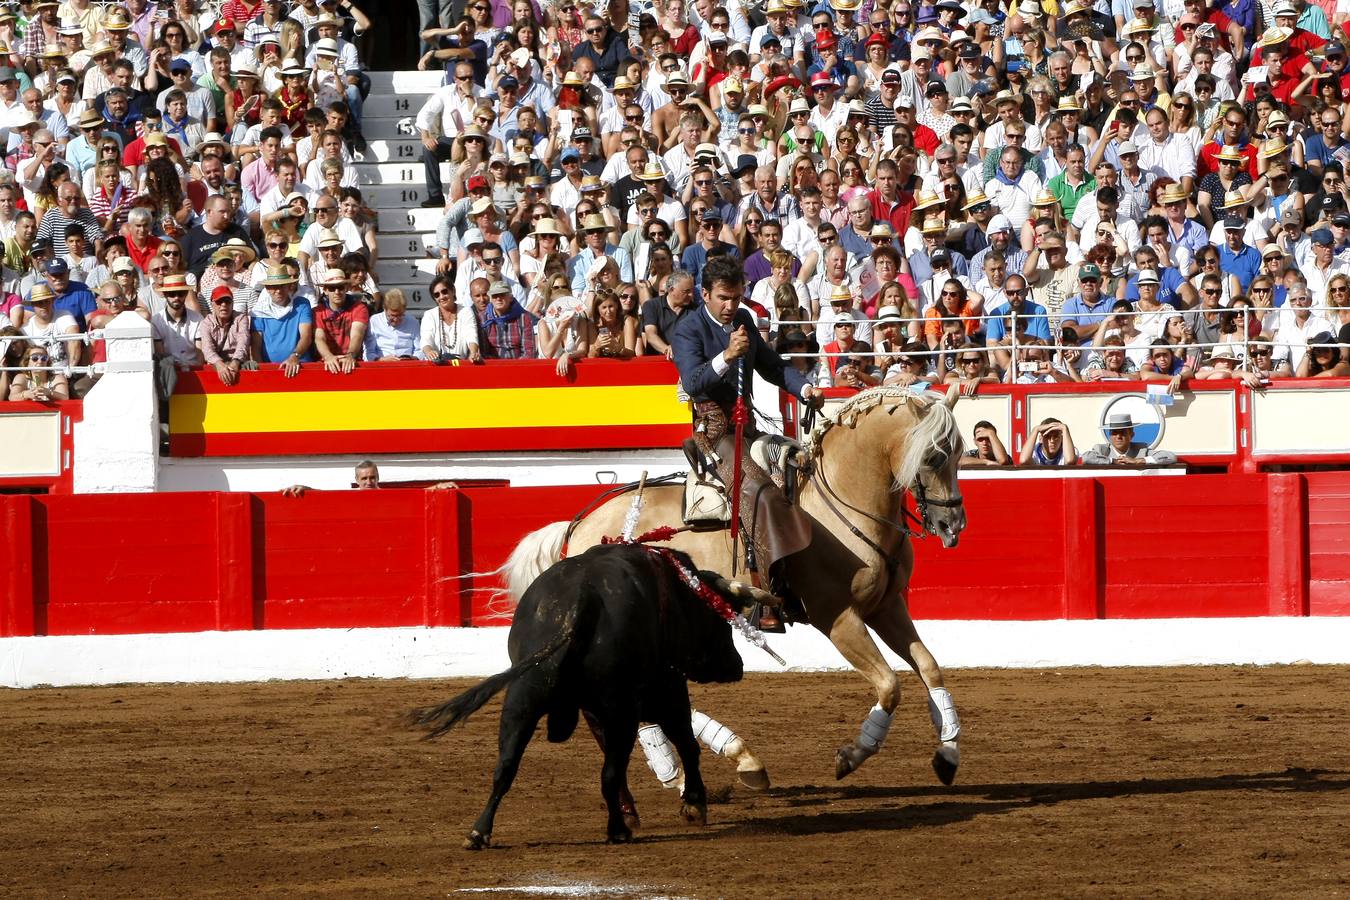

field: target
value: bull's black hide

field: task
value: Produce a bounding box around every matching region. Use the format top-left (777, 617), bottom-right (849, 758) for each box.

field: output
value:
top-left (409, 544), bottom-right (744, 848)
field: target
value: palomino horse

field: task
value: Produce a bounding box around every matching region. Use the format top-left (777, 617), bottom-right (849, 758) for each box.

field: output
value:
top-left (503, 386), bottom-right (968, 785)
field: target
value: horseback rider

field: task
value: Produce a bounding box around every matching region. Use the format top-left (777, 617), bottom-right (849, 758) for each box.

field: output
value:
top-left (671, 256), bottom-right (825, 629)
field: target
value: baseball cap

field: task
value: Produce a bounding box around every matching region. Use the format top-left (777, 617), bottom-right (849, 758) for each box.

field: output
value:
top-left (210, 285), bottom-right (235, 305)
top-left (1118, 140), bottom-right (1139, 155)
top-left (959, 45), bottom-right (979, 59)
top-left (169, 58), bottom-right (192, 73)
top-left (44, 258), bottom-right (69, 276)
top-left (881, 67), bottom-right (902, 83)
top-left (1280, 207), bottom-right (1303, 226)
top-left (1223, 215), bottom-right (1246, 231)
top-left (1079, 263), bottom-right (1101, 280)
top-left (1311, 227), bottom-right (1335, 246)
top-left (111, 257), bottom-right (137, 275)
top-left (701, 208), bottom-right (723, 223)
top-left (498, 74), bottom-right (519, 91)
top-left (559, 147), bottom-right (580, 163)
top-left (1335, 213), bottom-right (1350, 227)
top-left (988, 213), bottom-right (1012, 232)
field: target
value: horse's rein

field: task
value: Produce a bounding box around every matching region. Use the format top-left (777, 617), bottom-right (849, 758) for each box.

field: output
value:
top-left (807, 451), bottom-right (925, 576)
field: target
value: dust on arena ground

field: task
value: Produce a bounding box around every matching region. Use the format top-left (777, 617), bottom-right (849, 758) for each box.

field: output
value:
top-left (3, 667), bottom-right (1348, 898)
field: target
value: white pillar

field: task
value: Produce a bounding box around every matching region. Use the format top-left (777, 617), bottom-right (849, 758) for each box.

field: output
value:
top-left (73, 311), bottom-right (158, 493)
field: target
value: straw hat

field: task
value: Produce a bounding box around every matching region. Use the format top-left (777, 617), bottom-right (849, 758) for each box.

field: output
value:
top-left (1159, 183), bottom-right (1188, 205)
top-left (913, 188), bottom-right (943, 210)
top-left (1221, 190), bottom-right (1247, 210)
top-left (1056, 95), bottom-right (1082, 112)
top-left (920, 216), bottom-right (946, 234)
top-left (161, 274), bottom-right (191, 293)
top-left (223, 237), bottom-right (257, 265)
top-left (579, 174), bottom-right (604, 192)
top-left (262, 266), bottom-right (298, 287)
top-left (1260, 139), bottom-right (1289, 159)
top-left (580, 213), bottom-right (609, 233)
top-left (828, 283), bottom-right (853, 303)
top-left (531, 217), bottom-right (563, 237)
top-left (1032, 189), bottom-right (1059, 207)
top-left (870, 222), bottom-right (895, 240)
top-left (963, 190), bottom-right (991, 210)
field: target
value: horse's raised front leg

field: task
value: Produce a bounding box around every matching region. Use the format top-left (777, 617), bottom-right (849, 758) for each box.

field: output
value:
top-left (826, 607), bottom-right (903, 779)
top-left (867, 593), bottom-right (962, 785)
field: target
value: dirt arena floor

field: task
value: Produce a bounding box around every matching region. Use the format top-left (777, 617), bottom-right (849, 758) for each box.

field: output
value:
top-left (3, 667), bottom-right (1349, 899)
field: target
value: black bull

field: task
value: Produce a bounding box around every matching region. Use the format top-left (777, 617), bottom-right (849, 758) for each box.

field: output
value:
top-left (408, 544), bottom-right (748, 848)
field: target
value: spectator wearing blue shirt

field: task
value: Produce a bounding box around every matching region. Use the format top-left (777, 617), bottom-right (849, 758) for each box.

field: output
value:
top-left (250, 267), bottom-right (315, 377)
top-left (1303, 108), bottom-right (1350, 175)
top-left (985, 274), bottom-right (1051, 369)
top-left (1217, 215), bottom-right (1263, 291)
top-left (1060, 264), bottom-right (1116, 343)
top-left (29, 258), bottom-right (97, 330)
top-left (680, 209), bottom-right (740, 301)
top-left (1123, 246), bottom-right (1198, 309)
top-left (569, 213), bottom-right (633, 294)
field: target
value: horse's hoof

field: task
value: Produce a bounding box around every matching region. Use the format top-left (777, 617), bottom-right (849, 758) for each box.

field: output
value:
top-left (463, 830), bottom-right (490, 851)
top-left (932, 742), bottom-right (960, 786)
top-left (679, 802), bottom-right (708, 826)
top-left (607, 827), bottom-right (634, 844)
top-left (622, 809), bottom-right (641, 832)
top-left (835, 744), bottom-right (865, 780)
top-left (737, 767), bottom-right (771, 791)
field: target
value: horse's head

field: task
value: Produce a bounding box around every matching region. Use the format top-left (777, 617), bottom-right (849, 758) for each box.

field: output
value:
top-left (896, 389), bottom-right (967, 548)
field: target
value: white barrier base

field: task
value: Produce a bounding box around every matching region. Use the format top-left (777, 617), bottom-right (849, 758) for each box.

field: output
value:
top-left (3, 618), bottom-right (1349, 688)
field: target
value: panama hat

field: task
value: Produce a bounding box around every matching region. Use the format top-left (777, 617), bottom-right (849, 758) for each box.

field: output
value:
top-left (161, 274), bottom-right (191, 293)
top-left (262, 266), bottom-right (298, 287)
top-left (531, 217), bottom-right (564, 237)
top-left (223, 237), bottom-right (257, 264)
top-left (870, 222), bottom-right (895, 240)
top-left (920, 216), bottom-right (946, 234)
top-left (1056, 95), bottom-right (1082, 112)
top-left (876, 305), bottom-right (904, 325)
top-left (828, 283), bottom-right (853, 303)
top-left (1216, 144), bottom-right (1246, 162)
top-left (913, 189), bottom-right (944, 210)
top-left (580, 213), bottom-right (609, 232)
top-left (1159, 183), bottom-right (1188, 204)
top-left (1260, 139), bottom-right (1289, 159)
top-left (1032, 189), bottom-right (1059, 207)
top-left (638, 162), bottom-right (668, 182)
top-left (1221, 190), bottom-right (1248, 210)
top-left (315, 228), bottom-right (345, 248)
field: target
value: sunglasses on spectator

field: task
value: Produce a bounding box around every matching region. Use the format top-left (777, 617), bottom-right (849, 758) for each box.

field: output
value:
top-left (586, 26), bottom-right (605, 34)
top-left (1251, 348), bottom-right (1271, 356)
top-left (456, 75), bottom-right (473, 81)
top-left (649, 230), bottom-right (669, 239)
top-left (482, 255), bottom-right (502, 264)
top-left (267, 241), bottom-right (288, 248)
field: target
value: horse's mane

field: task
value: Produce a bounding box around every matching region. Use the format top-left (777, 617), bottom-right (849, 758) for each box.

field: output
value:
top-left (806, 387), bottom-right (963, 489)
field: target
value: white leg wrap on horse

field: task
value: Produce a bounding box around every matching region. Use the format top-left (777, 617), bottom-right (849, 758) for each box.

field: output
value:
top-left (857, 703), bottom-right (894, 755)
top-left (927, 687), bottom-right (961, 743)
top-left (690, 710), bottom-right (739, 757)
top-left (637, 724), bottom-right (683, 788)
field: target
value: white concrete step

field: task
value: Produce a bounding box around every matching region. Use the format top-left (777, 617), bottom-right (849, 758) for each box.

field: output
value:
top-left (373, 205), bottom-right (443, 233)
top-left (375, 257), bottom-right (440, 285)
top-left (365, 70), bottom-right (446, 93)
top-left (379, 233), bottom-right (437, 259)
top-left (354, 138), bottom-right (423, 163)
top-left (362, 93), bottom-right (436, 120)
top-left (380, 282), bottom-right (436, 312)
top-left (354, 161), bottom-right (447, 186)
top-left (362, 115), bottom-right (420, 138)
top-left (363, 184), bottom-right (432, 207)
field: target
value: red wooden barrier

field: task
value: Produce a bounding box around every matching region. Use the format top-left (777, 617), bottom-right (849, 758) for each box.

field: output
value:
top-left (3, 472), bottom-right (1350, 637)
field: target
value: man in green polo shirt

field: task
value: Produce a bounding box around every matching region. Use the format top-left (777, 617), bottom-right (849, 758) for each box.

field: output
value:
top-left (1047, 144), bottom-right (1095, 223)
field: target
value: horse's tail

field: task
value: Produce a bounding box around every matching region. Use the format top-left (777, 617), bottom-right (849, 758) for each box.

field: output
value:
top-left (407, 610), bottom-right (578, 739)
top-left (503, 520), bottom-right (569, 603)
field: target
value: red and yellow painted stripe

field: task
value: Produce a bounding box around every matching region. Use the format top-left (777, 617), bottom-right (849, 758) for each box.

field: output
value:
top-left (168, 359), bottom-right (690, 457)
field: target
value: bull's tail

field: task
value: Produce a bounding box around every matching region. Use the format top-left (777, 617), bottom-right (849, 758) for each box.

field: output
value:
top-left (503, 520), bottom-right (569, 603)
top-left (407, 612), bottom-right (577, 740)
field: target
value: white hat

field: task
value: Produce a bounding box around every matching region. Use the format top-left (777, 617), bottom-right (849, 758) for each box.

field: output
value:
top-left (876, 305), bottom-right (904, 325)
top-left (314, 37), bottom-right (339, 56)
top-left (788, 97), bottom-right (811, 116)
top-left (988, 213), bottom-right (1013, 232)
top-left (1118, 140), bottom-right (1139, 155)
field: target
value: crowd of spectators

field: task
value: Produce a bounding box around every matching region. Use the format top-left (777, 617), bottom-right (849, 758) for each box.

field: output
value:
top-left (8, 0), bottom-right (1350, 406)
top-left (0, 0), bottom-right (387, 400)
top-left (410, 0), bottom-right (1350, 389)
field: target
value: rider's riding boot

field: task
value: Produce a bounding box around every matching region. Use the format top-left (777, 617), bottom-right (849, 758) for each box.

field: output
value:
top-left (750, 601), bottom-right (786, 633)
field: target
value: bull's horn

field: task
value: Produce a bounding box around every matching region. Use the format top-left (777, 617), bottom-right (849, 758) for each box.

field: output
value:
top-left (943, 383), bottom-right (959, 409)
top-left (706, 574), bottom-right (778, 604)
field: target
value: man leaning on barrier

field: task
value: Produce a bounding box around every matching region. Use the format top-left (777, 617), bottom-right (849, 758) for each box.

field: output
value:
top-left (1080, 414), bottom-right (1179, 467)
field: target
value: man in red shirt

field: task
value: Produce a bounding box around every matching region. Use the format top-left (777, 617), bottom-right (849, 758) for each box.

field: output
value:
top-left (895, 96), bottom-right (939, 156)
top-left (313, 269), bottom-right (368, 373)
top-left (867, 158), bottom-right (911, 233)
top-left (1197, 104), bottom-right (1259, 179)
top-left (121, 208), bottom-right (163, 273)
